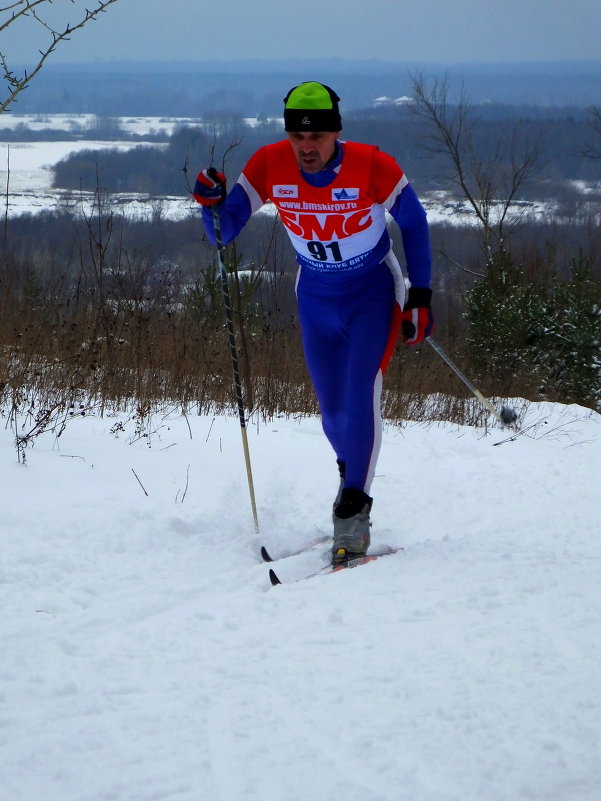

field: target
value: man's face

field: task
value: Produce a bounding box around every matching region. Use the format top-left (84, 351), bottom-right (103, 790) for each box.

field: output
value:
top-left (287, 130), bottom-right (340, 173)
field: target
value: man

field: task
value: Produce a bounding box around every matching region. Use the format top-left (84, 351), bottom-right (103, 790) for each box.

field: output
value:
top-left (194, 81), bottom-right (433, 564)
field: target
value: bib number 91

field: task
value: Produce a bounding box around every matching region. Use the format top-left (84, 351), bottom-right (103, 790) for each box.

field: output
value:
top-left (307, 240), bottom-right (342, 262)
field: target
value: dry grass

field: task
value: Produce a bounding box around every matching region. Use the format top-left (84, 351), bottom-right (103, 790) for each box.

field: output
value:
top-left (0, 217), bottom-right (531, 455)
top-left (0, 281), bottom-right (516, 437)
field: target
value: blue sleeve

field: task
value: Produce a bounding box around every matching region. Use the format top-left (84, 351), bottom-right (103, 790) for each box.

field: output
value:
top-left (201, 183), bottom-right (253, 246)
top-left (388, 184), bottom-right (431, 289)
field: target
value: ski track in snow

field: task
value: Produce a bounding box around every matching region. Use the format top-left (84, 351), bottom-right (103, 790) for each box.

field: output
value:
top-left (2, 402), bottom-right (601, 800)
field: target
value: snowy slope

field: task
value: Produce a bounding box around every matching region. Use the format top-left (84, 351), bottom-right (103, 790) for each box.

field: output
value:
top-left (2, 402), bottom-right (601, 801)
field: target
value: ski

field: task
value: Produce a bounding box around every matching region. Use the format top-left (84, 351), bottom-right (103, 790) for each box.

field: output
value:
top-left (260, 535), bottom-right (330, 563)
top-left (269, 547), bottom-right (400, 586)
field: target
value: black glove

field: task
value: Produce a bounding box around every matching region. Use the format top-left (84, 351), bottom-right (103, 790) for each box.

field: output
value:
top-left (401, 287), bottom-right (434, 345)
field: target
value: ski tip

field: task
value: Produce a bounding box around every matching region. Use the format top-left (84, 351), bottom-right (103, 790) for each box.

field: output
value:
top-left (260, 545), bottom-right (273, 563)
top-left (268, 568), bottom-right (282, 586)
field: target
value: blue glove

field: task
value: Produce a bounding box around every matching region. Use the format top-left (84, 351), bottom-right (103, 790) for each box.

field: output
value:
top-left (193, 167), bottom-right (227, 206)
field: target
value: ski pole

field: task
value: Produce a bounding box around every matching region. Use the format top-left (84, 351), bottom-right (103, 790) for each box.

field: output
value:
top-left (426, 337), bottom-right (517, 426)
top-left (212, 207), bottom-right (260, 533)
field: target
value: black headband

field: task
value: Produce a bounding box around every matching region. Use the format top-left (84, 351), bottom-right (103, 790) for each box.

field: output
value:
top-left (283, 107), bottom-right (342, 132)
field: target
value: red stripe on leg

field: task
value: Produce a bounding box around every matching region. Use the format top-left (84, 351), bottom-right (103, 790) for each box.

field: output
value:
top-left (379, 303), bottom-right (402, 373)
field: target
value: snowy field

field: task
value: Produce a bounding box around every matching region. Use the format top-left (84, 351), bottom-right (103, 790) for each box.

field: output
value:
top-left (0, 114), bottom-right (563, 224)
top-left (2, 399), bottom-right (601, 801)
top-left (0, 135), bottom-right (191, 220)
top-left (0, 113), bottom-right (200, 137)
top-left (0, 114), bottom-right (204, 219)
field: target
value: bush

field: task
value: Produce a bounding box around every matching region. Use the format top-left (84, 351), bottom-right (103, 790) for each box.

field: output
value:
top-left (465, 252), bottom-right (601, 409)
top-left (531, 260), bottom-right (601, 409)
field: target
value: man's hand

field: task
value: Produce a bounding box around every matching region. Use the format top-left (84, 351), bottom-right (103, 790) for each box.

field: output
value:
top-left (193, 168), bottom-right (227, 206)
top-left (401, 287), bottom-right (434, 346)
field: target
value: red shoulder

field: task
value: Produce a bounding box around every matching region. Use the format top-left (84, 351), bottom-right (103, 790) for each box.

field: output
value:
top-left (369, 148), bottom-right (406, 204)
top-left (242, 140), bottom-right (292, 196)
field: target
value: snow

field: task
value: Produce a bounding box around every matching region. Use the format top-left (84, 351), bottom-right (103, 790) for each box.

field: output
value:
top-left (0, 139), bottom-right (190, 220)
top-left (2, 399), bottom-right (601, 800)
top-left (2, 139), bottom-right (166, 182)
top-left (0, 114), bottom-right (206, 218)
top-left (374, 96), bottom-right (414, 107)
top-left (0, 113), bottom-right (201, 136)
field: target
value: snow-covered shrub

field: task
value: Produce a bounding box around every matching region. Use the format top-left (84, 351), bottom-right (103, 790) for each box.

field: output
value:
top-left (465, 253), bottom-right (601, 410)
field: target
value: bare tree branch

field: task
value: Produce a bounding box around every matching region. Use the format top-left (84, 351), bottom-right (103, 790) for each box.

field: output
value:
top-left (409, 71), bottom-right (546, 255)
top-left (1, 0), bottom-right (120, 114)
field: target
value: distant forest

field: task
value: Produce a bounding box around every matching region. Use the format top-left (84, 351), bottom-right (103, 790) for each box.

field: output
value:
top-left (11, 59), bottom-right (601, 116)
top-left (49, 106), bottom-right (601, 199)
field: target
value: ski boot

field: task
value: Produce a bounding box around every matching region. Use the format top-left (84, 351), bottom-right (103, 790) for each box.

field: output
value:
top-left (332, 487), bottom-right (372, 565)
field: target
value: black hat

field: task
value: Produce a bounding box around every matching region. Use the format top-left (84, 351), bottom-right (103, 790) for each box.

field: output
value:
top-left (283, 82), bottom-right (342, 132)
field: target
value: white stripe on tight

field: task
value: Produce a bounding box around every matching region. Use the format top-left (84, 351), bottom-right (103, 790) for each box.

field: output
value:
top-left (383, 248), bottom-right (407, 308)
top-left (237, 172), bottom-right (264, 214)
top-left (364, 369), bottom-right (384, 494)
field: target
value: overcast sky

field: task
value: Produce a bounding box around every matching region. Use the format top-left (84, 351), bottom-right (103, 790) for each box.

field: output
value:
top-left (7, 0), bottom-right (601, 66)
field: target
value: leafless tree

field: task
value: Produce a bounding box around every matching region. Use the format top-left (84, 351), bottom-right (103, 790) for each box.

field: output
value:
top-left (1, 0), bottom-right (120, 115)
top-left (409, 72), bottom-right (546, 259)
top-left (583, 106), bottom-right (601, 160)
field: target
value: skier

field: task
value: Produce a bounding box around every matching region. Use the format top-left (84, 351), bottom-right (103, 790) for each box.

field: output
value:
top-left (193, 81), bottom-right (433, 564)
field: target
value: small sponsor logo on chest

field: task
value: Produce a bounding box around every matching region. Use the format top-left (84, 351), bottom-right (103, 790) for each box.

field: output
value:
top-left (332, 188), bottom-right (359, 201)
top-left (273, 185), bottom-right (299, 198)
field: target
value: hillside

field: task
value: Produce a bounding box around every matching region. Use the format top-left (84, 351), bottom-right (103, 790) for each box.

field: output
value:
top-left (2, 401), bottom-right (601, 800)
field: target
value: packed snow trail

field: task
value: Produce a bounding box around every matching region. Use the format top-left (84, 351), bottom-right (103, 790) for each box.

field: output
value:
top-left (2, 403), bottom-right (601, 801)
